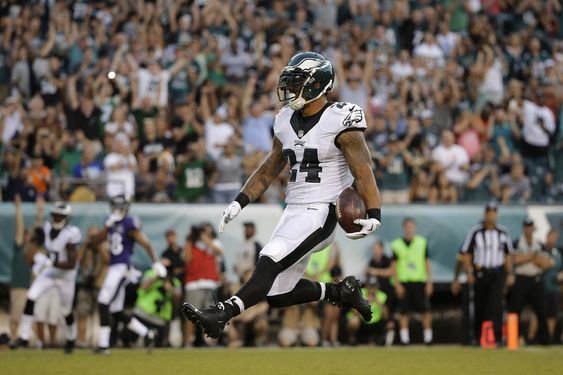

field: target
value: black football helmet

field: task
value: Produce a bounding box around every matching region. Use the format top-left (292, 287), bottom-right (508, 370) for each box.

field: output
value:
top-left (110, 194), bottom-right (131, 219)
top-left (277, 51), bottom-right (334, 110)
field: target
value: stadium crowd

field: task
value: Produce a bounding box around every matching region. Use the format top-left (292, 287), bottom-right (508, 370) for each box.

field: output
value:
top-left (0, 0), bottom-right (562, 205)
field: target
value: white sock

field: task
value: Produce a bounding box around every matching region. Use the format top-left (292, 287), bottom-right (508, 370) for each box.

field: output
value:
top-left (319, 283), bottom-right (326, 301)
top-left (66, 321), bottom-right (77, 341)
top-left (400, 329), bottom-right (410, 344)
top-left (19, 314), bottom-right (34, 340)
top-left (98, 326), bottom-right (111, 348)
top-left (127, 317), bottom-right (149, 337)
top-left (228, 296), bottom-right (245, 314)
top-left (424, 328), bottom-right (433, 344)
top-left (385, 329), bottom-right (395, 346)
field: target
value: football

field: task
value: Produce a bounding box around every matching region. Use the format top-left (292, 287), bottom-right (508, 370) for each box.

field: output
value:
top-left (336, 187), bottom-right (367, 233)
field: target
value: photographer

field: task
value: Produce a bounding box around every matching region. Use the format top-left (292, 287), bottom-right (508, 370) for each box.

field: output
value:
top-left (131, 268), bottom-right (181, 348)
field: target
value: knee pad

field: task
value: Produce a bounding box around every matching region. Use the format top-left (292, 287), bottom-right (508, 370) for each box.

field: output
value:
top-left (23, 299), bottom-right (35, 315)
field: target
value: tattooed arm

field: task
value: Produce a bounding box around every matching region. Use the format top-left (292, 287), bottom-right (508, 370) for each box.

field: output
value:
top-left (337, 131), bottom-right (381, 211)
top-left (240, 136), bottom-right (287, 202)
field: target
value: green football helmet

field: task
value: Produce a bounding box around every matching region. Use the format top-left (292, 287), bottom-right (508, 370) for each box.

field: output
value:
top-left (277, 51), bottom-right (334, 110)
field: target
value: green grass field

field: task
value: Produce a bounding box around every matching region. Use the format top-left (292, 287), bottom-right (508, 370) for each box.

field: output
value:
top-left (2, 346), bottom-right (562, 375)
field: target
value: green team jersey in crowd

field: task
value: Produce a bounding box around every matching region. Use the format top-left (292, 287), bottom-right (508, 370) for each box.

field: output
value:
top-left (135, 270), bottom-right (181, 322)
top-left (176, 159), bottom-right (206, 201)
top-left (381, 154), bottom-right (409, 191)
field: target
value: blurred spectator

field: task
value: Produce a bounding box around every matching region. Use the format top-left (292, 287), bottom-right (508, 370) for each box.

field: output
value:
top-left (76, 226), bottom-right (109, 348)
top-left (542, 229), bottom-right (562, 344)
top-left (9, 195), bottom-right (43, 346)
top-left (175, 141), bottom-right (209, 203)
top-left (366, 239), bottom-right (395, 346)
top-left (409, 168), bottom-right (432, 203)
top-left (509, 219), bottom-right (553, 345)
top-left (499, 162), bottom-right (531, 203)
top-left (428, 172), bottom-right (458, 204)
top-left (278, 305), bottom-right (320, 348)
top-left (464, 144), bottom-right (500, 202)
top-left (235, 222), bottom-right (262, 278)
top-left (431, 130), bottom-right (469, 186)
top-left (183, 224), bottom-right (223, 345)
top-left (104, 133), bottom-right (137, 198)
top-left (72, 142), bottom-right (103, 180)
top-left (161, 229), bottom-right (185, 282)
top-left (25, 154), bottom-right (51, 198)
top-left (209, 140), bottom-right (243, 204)
top-left (305, 243), bottom-right (341, 347)
top-left (377, 135), bottom-right (413, 204)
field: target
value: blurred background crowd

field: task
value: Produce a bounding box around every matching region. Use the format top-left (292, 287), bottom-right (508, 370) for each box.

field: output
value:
top-left (1, 0), bottom-right (562, 205)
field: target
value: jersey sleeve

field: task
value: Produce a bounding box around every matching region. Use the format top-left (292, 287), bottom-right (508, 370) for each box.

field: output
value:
top-left (327, 103), bottom-right (367, 147)
top-left (129, 216), bottom-right (142, 232)
top-left (272, 106), bottom-right (293, 136)
top-left (68, 226), bottom-right (82, 245)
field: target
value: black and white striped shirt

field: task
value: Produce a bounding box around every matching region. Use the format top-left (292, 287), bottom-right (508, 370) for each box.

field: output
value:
top-left (460, 223), bottom-right (514, 269)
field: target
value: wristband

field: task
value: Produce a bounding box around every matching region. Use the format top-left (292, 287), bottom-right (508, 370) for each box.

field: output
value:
top-left (235, 192), bottom-right (250, 209)
top-left (367, 208), bottom-right (381, 222)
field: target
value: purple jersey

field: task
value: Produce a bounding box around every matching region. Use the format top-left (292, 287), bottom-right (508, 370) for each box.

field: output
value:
top-left (107, 216), bottom-right (141, 265)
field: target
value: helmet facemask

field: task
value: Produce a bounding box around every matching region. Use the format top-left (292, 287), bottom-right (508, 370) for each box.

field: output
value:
top-left (277, 61), bottom-right (333, 110)
top-left (110, 195), bottom-right (130, 221)
top-left (50, 202), bottom-right (71, 230)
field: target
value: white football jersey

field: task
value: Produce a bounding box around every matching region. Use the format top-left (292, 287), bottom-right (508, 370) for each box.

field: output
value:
top-left (43, 221), bottom-right (82, 275)
top-left (274, 102), bottom-right (367, 204)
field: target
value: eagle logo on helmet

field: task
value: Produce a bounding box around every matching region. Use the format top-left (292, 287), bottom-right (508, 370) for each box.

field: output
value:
top-left (277, 52), bottom-right (334, 111)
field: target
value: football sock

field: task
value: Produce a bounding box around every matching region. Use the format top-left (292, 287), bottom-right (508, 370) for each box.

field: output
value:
top-left (19, 314), bottom-right (34, 341)
top-left (223, 296), bottom-right (245, 315)
top-left (400, 329), bottom-right (410, 344)
top-left (99, 303), bottom-right (110, 326)
top-left (98, 326), bottom-right (111, 348)
top-left (231, 256), bottom-right (282, 318)
top-left (323, 282), bottom-right (341, 303)
top-left (127, 317), bottom-right (149, 338)
top-left (385, 329), bottom-right (395, 346)
top-left (65, 314), bottom-right (77, 341)
top-left (424, 328), bottom-right (433, 344)
top-left (266, 279), bottom-right (322, 307)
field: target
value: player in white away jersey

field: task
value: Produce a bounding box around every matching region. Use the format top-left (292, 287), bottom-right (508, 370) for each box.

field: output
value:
top-left (182, 52), bottom-right (382, 339)
top-left (15, 202), bottom-right (81, 353)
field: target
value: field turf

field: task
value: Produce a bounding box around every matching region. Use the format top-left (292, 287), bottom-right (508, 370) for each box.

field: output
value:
top-left (2, 346), bottom-right (562, 375)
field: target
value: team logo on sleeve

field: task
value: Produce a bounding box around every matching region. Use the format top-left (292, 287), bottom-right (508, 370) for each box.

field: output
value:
top-left (343, 106), bottom-right (363, 127)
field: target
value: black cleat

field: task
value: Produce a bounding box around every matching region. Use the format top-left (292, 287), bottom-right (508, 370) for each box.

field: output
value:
top-left (181, 302), bottom-right (229, 339)
top-left (9, 338), bottom-right (29, 349)
top-left (337, 276), bottom-right (372, 322)
top-left (64, 340), bottom-right (75, 354)
top-left (93, 347), bottom-right (111, 355)
top-left (145, 330), bottom-right (156, 354)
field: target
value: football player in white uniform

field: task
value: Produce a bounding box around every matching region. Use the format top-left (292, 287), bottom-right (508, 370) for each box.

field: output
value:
top-left (183, 51), bottom-right (382, 339)
top-left (15, 202), bottom-right (81, 353)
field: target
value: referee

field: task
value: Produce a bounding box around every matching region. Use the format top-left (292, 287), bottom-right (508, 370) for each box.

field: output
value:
top-left (460, 202), bottom-right (515, 345)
